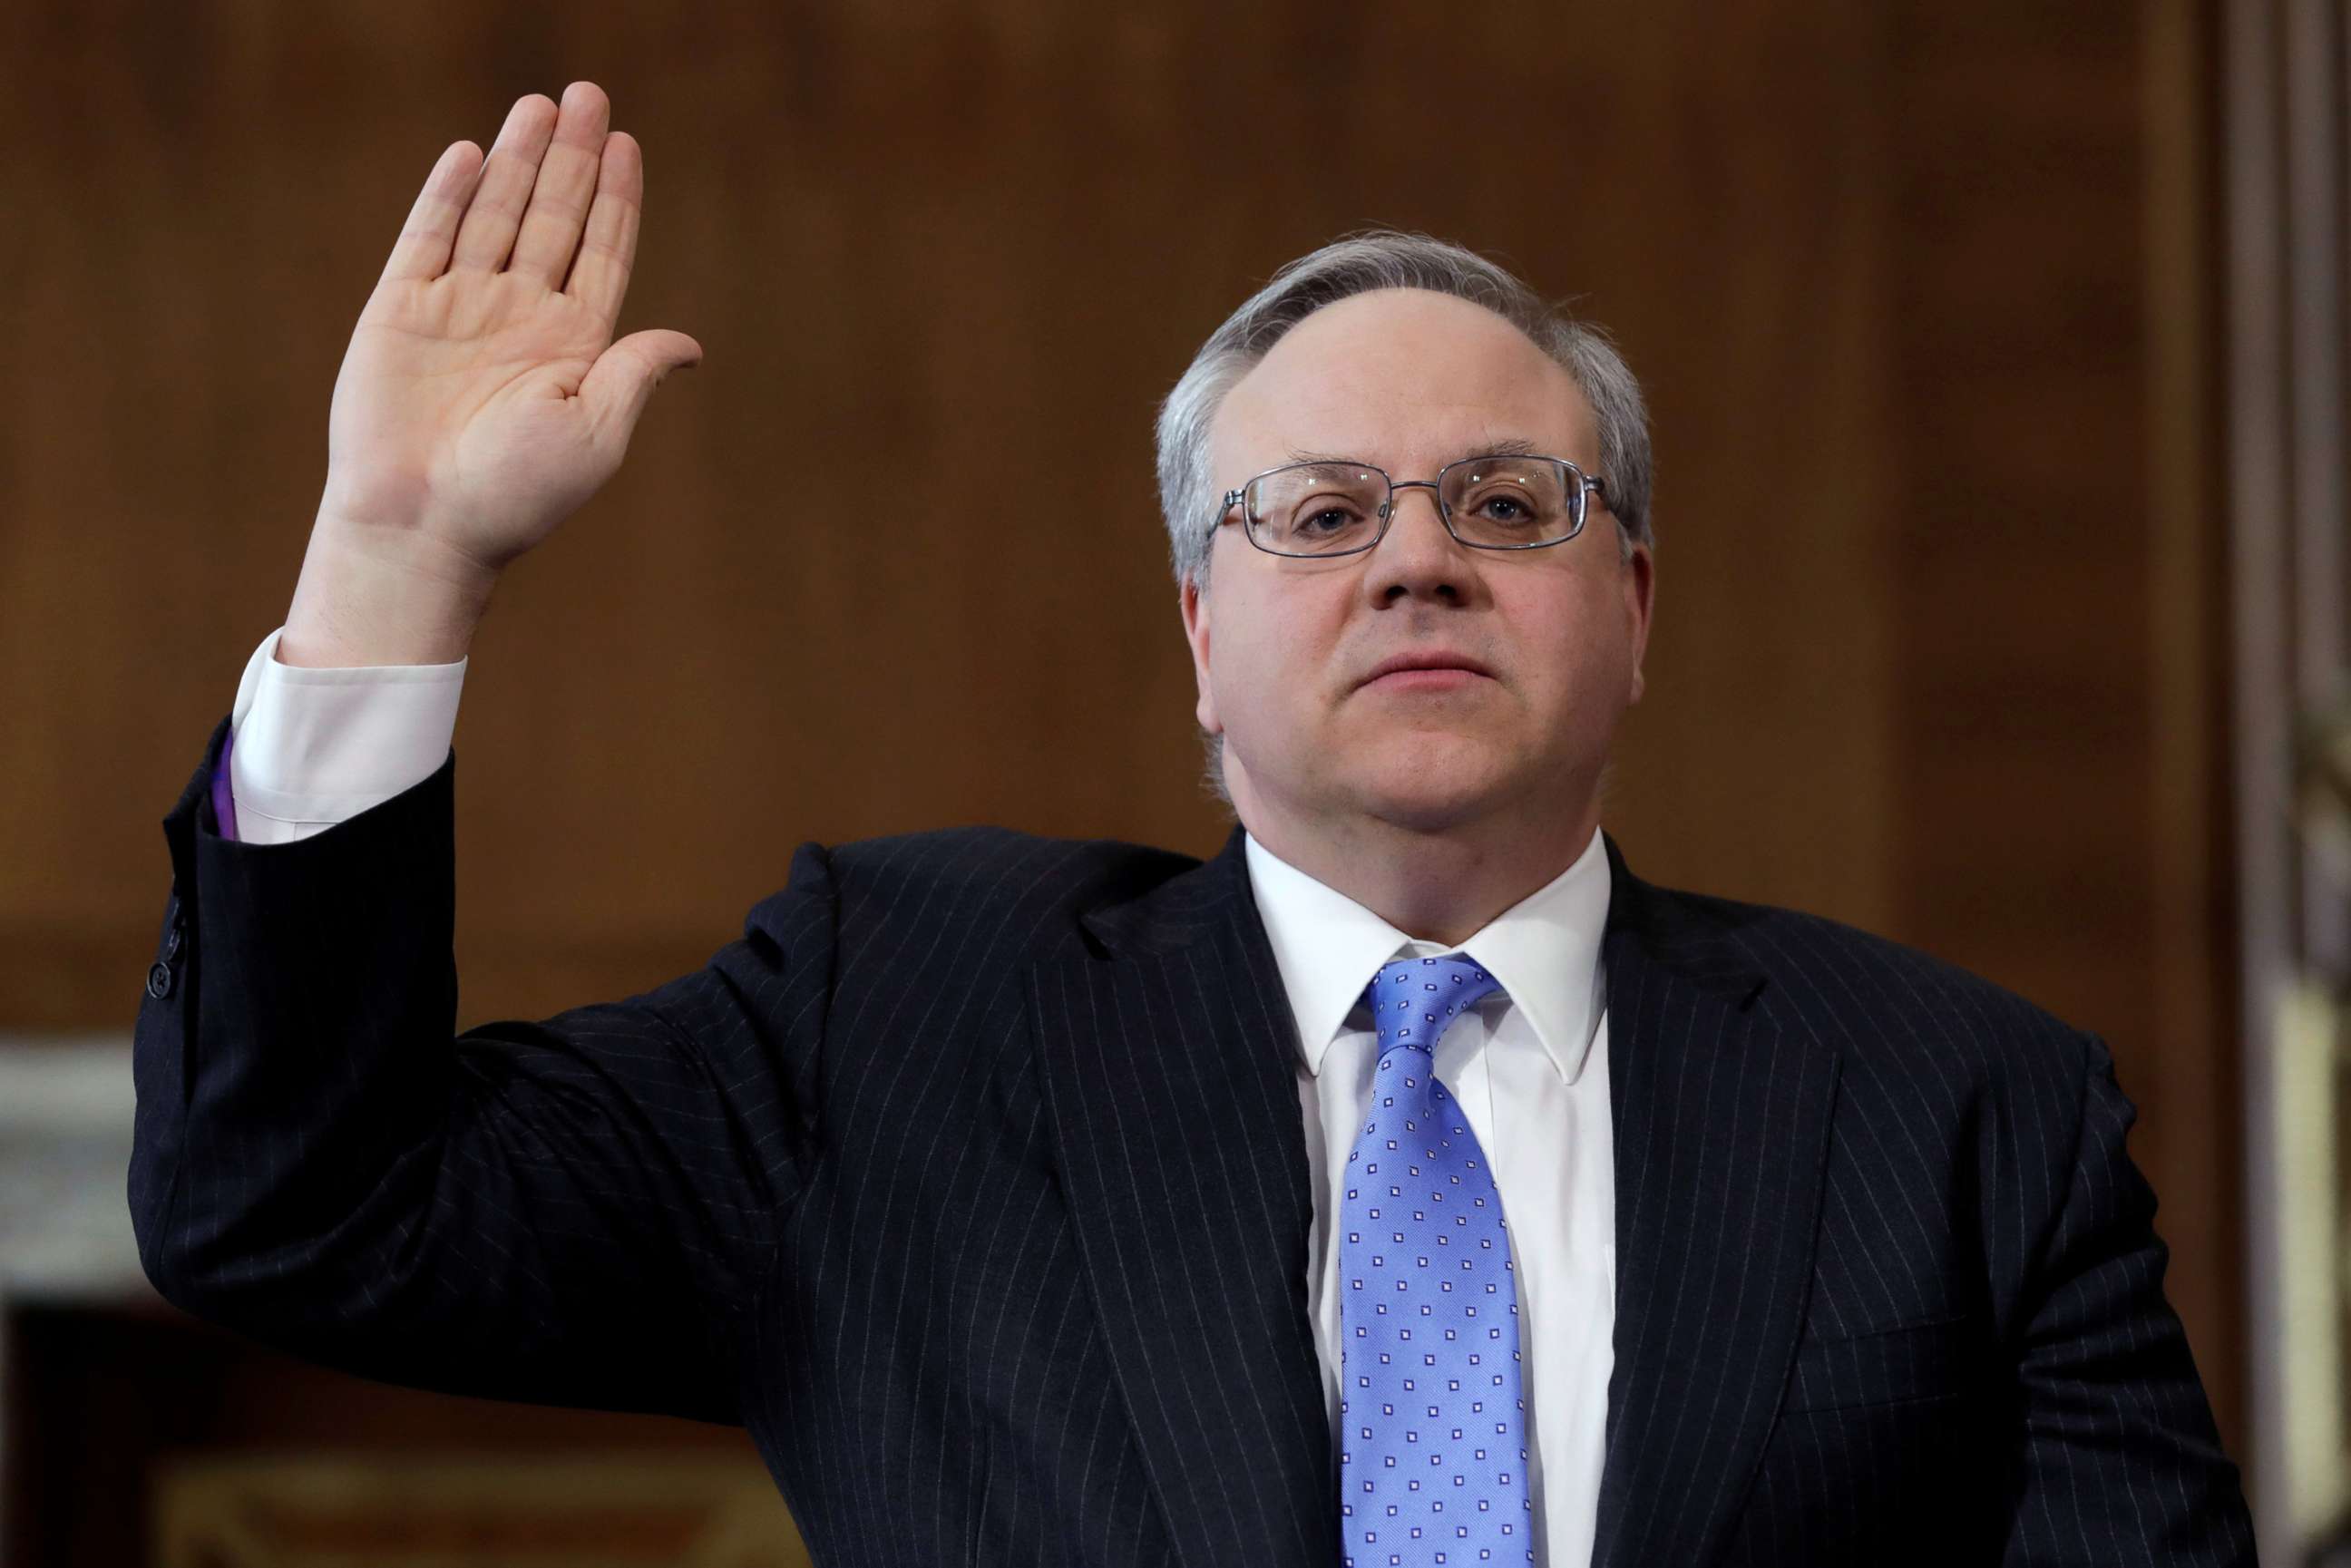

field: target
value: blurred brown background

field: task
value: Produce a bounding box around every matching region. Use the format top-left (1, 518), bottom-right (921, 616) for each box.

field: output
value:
top-left (2, 0), bottom-right (2317, 1562)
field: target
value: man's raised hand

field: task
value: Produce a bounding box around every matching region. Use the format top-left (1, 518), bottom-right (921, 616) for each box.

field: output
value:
top-left (282, 83), bottom-right (699, 666)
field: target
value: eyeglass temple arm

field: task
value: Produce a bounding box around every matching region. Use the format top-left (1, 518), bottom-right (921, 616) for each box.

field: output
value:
top-left (1207, 490), bottom-right (1244, 537)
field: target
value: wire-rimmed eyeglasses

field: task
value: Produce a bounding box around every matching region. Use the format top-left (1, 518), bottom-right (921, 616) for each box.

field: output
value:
top-left (1208, 453), bottom-right (1609, 559)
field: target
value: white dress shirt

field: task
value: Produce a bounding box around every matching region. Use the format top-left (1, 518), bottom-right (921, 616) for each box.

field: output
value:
top-left (224, 628), bottom-right (469, 844)
top-left (1246, 831), bottom-right (1614, 1568)
top-left (220, 628), bottom-right (1616, 1566)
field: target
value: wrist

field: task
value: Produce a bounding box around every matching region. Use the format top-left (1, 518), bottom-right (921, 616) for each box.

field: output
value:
top-left (279, 511), bottom-right (499, 667)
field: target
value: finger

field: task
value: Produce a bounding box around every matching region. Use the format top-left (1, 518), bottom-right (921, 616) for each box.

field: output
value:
top-left (448, 93), bottom-right (559, 272)
top-left (378, 141), bottom-right (485, 286)
top-left (508, 81), bottom-right (612, 287)
top-left (580, 328), bottom-right (704, 456)
top-left (564, 131), bottom-right (646, 330)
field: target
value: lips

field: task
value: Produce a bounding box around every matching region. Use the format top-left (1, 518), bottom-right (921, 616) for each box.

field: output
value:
top-left (1359, 651), bottom-right (1496, 687)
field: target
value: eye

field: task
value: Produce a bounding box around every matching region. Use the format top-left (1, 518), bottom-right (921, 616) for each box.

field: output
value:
top-left (1285, 493), bottom-right (1373, 537)
top-left (1466, 489), bottom-right (1545, 526)
top-left (1299, 505), bottom-right (1360, 535)
top-left (1248, 463), bottom-right (1386, 550)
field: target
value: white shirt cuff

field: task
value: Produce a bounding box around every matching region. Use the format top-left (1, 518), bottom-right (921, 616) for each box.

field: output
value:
top-left (227, 627), bottom-right (466, 843)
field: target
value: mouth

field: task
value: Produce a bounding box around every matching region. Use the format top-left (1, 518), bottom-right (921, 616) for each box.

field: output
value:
top-left (1358, 653), bottom-right (1497, 691)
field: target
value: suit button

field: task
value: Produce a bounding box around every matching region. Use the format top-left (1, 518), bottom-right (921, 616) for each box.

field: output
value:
top-left (146, 962), bottom-right (173, 999)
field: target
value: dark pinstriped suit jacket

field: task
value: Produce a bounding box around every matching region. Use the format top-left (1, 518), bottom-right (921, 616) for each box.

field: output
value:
top-left (131, 716), bottom-right (2256, 1566)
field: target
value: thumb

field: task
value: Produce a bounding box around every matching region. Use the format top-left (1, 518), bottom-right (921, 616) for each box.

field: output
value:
top-left (580, 328), bottom-right (703, 453)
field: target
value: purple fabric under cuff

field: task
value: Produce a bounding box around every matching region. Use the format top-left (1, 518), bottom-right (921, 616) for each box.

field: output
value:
top-left (210, 724), bottom-right (240, 842)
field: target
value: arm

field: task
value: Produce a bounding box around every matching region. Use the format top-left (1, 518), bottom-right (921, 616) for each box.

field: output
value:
top-left (2002, 1034), bottom-right (2258, 1564)
top-left (219, 73), bottom-right (694, 844)
top-left (135, 717), bottom-right (831, 1421)
top-left (132, 81), bottom-right (741, 1417)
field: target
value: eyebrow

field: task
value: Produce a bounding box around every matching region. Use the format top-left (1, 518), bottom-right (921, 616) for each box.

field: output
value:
top-left (1283, 436), bottom-right (1545, 467)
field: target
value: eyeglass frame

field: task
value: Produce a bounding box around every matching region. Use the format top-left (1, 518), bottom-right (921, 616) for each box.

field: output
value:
top-left (1206, 453), bottom-right (1612, 559)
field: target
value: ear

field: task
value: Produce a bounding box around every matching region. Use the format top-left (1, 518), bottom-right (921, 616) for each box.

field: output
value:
top-left (1622, 541), bottom-right (1654, 705)
top-left (1180, 572), bottom-right (1222, 735)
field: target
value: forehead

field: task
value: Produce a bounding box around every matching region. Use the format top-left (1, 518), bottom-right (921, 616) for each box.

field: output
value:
top-left (1211, 288), bottom-right (1595, 478)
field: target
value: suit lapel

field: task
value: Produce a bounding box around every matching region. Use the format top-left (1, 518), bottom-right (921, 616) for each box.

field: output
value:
top-left (1031, 825), bottom-right (1335, 1568)
top-left (1035, 827), bottom-right (1837, 1568)
top-left (1591, 836), bottom-right (1841, 1568)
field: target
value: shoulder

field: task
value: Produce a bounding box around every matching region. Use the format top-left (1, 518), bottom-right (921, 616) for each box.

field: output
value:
top-left (1629, 877), bottom-right (2096, 1105)
top-left (750, 824), bottom-right (1200, 950)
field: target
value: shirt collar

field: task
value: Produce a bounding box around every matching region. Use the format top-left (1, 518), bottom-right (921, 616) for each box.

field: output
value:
top-left (1243, 824), bottom-right (1612, 1085)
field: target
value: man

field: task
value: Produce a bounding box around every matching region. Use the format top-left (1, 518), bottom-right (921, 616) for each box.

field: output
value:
top-left (130, 81), bottom-right (2257, 1566)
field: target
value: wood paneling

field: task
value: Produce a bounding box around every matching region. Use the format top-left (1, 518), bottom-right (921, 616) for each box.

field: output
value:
top-left (152, 1454), bottom-right (809, 1567)
top-left (0, 0), bottom-right (2241, 1452)
top-left (3, 1299), bottom-right (781, 1568)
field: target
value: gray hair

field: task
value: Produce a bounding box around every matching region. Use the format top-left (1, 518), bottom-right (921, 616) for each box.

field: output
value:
top-left (1155, 230), bottom-right (1655, 809)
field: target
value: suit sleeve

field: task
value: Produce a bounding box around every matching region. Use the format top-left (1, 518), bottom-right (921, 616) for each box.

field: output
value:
top-left (2002, 1032), bottom-right (2259, 1564)
top-left (130, 715), bottom-right (833, 1426)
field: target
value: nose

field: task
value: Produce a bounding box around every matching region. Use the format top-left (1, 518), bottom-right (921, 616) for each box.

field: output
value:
top-left (1365, 483), bottom-right (1476, 602)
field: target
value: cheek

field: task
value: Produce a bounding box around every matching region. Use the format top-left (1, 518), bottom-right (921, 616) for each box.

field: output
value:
top-left (1514, 582), bottom-right (1634, 702)
top-left (1219, 589), bottom-right (1332, 699)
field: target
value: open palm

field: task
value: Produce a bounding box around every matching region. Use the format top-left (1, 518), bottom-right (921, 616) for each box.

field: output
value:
top-left (318, 83), bottom-right (700, 576)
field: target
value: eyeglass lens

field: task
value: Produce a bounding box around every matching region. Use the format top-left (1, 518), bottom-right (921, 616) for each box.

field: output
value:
top-left (1243, 458), bottom-right (1579, 555)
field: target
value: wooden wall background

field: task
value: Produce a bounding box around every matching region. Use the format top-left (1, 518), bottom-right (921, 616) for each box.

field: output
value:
top-left (0, 0), bottom-right (2245, 1459)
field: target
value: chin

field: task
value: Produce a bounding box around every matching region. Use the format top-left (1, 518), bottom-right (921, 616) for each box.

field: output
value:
top-left (1349, 769), bottom-right (1512, 834)
top-left (1366, 799), bottom-right (1491, 836)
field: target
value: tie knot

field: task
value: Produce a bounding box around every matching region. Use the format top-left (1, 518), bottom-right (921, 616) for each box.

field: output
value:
top-left (1362, 951), bottom-right (1507, 1059)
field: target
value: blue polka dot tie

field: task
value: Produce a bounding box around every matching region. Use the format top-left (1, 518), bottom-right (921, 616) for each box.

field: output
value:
top-left (1341, 952), bottom-right (1533, 1567)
